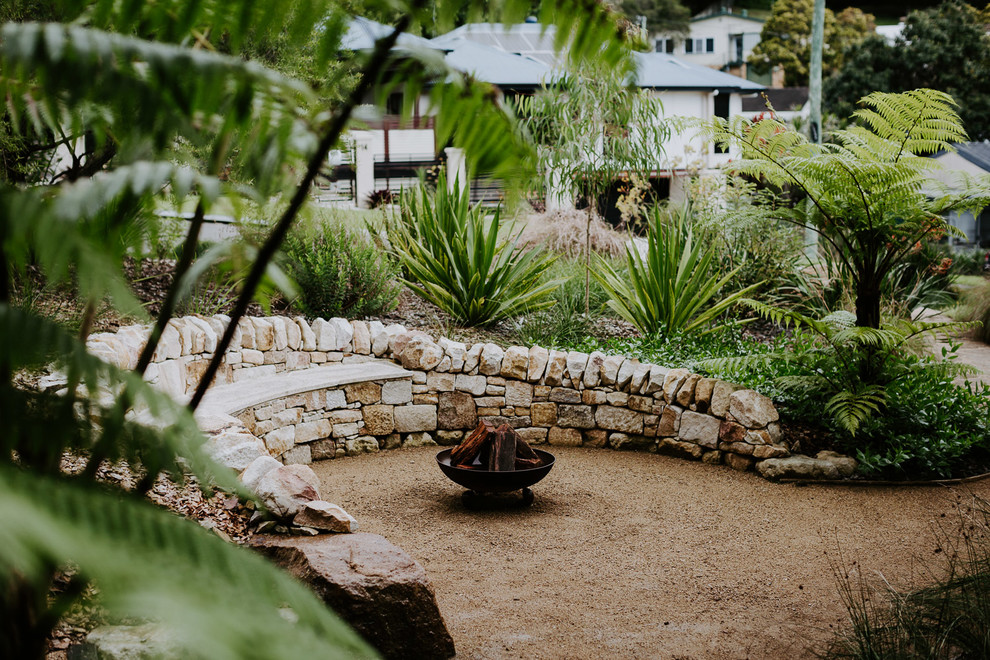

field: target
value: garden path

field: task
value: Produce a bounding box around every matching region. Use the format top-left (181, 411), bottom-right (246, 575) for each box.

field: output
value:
top-left (313, 446), bottom-right (990, 659)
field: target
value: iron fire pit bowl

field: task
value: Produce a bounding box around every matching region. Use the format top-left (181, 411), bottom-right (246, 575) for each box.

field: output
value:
top-left (436, 448), bottom-right (555, 508)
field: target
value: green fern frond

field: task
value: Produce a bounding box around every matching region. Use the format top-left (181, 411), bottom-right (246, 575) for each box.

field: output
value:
top-left (0, 466), bottom-right (377, 659)
top-left (826, 388), bottom-right (888, 435)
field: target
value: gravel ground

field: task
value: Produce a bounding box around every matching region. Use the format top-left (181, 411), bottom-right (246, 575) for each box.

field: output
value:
top-left (312, 446), bottom-right (990, 660)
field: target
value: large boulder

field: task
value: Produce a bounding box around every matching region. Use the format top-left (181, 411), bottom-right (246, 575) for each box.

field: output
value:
top-left (249, 533), bottom-right (455, 660)
top-left (756, 455), bottom-right (841, 481)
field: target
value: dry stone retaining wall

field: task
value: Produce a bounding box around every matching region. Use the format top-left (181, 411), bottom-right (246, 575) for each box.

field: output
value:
top-left (86, 314), bottom-right (795, 478)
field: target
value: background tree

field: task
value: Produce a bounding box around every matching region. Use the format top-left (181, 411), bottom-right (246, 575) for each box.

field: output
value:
top-left (748, 0), bottom-right (873, 86)
top-left (618, 0), bottom-right (692, 37)
top-left (825, 0), bottom-right (990, 140)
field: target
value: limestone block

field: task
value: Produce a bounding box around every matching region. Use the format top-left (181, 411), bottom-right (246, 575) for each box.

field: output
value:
top-left (606, 392), bottom-right (629, 407)
top-left (752, 444), bottom-right (789, 459)
top-left (657, 405), bottom-right (682, 436)
top-left (474, 396), bottom-right (505, 408)
top-left (661, 368), bottom-right (691, 402)
top-left (287, 351), bottom-right (311, 371)
top-left (601, 355), bottom-right (624, 386)
top-left (528, 346), bottom-right (550, 382)
top-left (675, 374), bottom-right (701, 407)
top-left (329, 318), bottom-right (354, 352)
top-left (236, 318), bottom-right (256, 350)
top-left (500, 346), bottom-right (529, 380)
top-left (383, 323), bottom-right (408, 353)
top-left (403, 432), bottom-right (437, 448)
top-left (548, 427), bottom-right (583, 446)
top-left (345, 382), bottom-right (382, 405)
top-left (549, 387), bottom-right (582, 404)
top-left (583, 429), bottom-right (608, 448)
top-left (756, 455), bottom-right (841, 481)
top-left (728, 390), bottom-right (779, 428)
top-left (156, 322), bottom-right (182, 360)
top-left (710, 381), bottom-right (742, 417)
top-left (693, 378), bottom-right (716, 413)
top-left (725, 453), bottom-right (754, 472)
top-left (250, 318), bottom-right (275, 351)
top-left (677, 411), bottom-right (720, 449)
top-left (393, 405), bottom-right (438, 433)
top-left (565, 351), bottom-right (589, 386)
top-left (627, 395), bottom-right (653, 413)
top-left (325, 389), bottom-right (347, 409)
top-left (427, 372), bottom-right (455, 392)
top-left (531, 402), bottom-right (557, 427)
top-left (381, 380), bottom-right (412, 405)
top-left (296, 317), bottom-right (317, 351)
top-left (454, 374), bottom-right (487, 396)
top-left (544, 350), bottom-right (568, 386)
top-left (293, 501), bottom-right (358, 533)
top-left (269, 317), bottom-right (289, 351)
top-left (263, 350), bottom-right (287, 365)
top-left (310, 439), bottom-right (338, 461)
top-left (368, 320), bottom-right (389, 356)
top-left (479, 343), bottom-right (504, 376)
top-left (265, 427), bottom-right (295, 456)
top-left (629, 363), bottom-right (651, 394)
top-left (517, 427), bottom-right (548, 445)
top-left (282, 444), bottom-right (312, 465)
top-left (608, 432), bottom-right (652, 450)
top-left (391, 330), bottom-right (430, 358)
top-left (616, 358), bottom-right (639, 390)
top-left (285, 317), bottom-right (301, 350)
top-left (582, 390), bottom-right (607, 405)
top-left (436, 430), bottom-right (464, 446)
top-left (595, 406), bottom-right (643, 434)
top-left (505, 380), bottom-right (534, 407)
top-left (345, 437), bottom-right (380, 455)
top-left (437, 392), bottom-right (476, 430)
top-left (156, 360), bottom-right (185, 397)
top-left (583, 351), bottom-right (605, 388)
top-left (273, 407), bottom-right (302, 427)
top-left (296, 420), bottom-right (332, 443)
top-left (330, 410), bottom-right (363, 424)
top-left (312, 318), bottom-right (336, 352)
top-left (557, 404), bottom-right (595, 429)
top-left (657, 437), bottom-right (704, 460)
top-left (463, 344), bottom-right (483, 373)
top-left (719, 420), bottom-right (747, 445)
top-left (332, 423), bottom-right (361, 438)
top-left (816, 450), bottom-right (857, 477)
top-left (401, 335), bottom-right (444, 371)
top-left (242, 349), bottom-right (264, 365)
top-left (351, 321), bottom-right (371, 354)
top-left (188, 317), bottom-right (218, 354)
top-left (232, 365), bottom-right (277, 382)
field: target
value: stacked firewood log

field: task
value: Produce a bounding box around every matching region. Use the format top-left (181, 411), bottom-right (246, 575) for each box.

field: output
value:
top-left (449, 420), bottom-right (545, 471)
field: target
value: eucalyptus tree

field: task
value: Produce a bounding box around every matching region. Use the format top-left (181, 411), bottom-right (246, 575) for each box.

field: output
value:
top-left (518, 60), bottom-right (669, 313)
top-left (0, 0), bottom-right (629, 657)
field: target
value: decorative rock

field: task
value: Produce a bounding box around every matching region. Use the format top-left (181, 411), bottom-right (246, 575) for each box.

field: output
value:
top-left (293, 501), bottom-right (358, 533)
top-left (657, 437), bottom-right (704, 460)
top-left (615, 359), bottom-right (638, 390)
top-left (329, 317), bottom-right (354, 351)
top-left (565, 352), bottom-right (589, 386)
top-left (544, 350), bottom-right (568, 386)
top-left (438, 337), bottom-right (467, 371)
top-left (363, 405), bottom-right (396, 435)
top-left (345, 437), bottom-right (380, 455)
top-left (249, 533), bottom-right (456, 660)
top-left (285, 317), bottom-right (301, 349)
top-left (403, 432), bottom-right (437, 447)
top-left (270, 317), bottom-right (289, 351)
top-left (78, 624), bottom-right (181, 659)
top-left (240, 455), bottom-right (283, 492)
top-left (255, 464), bottom-right (322, 518)
top-left (205, 431), bottom-right (267, 472)
top-left (393, 405), bottom-right (438, 433)
top-left (505, 380), bottom-right (533, 408)
top-left (296, 317), bottom-right (317, 351)
top-left (718, 420), bottom-right (747, 445)
top-left (401, 336), bottom-right (444, 371)
top-left (251, 318), bottom-right (276, 351)
top-left (752, 443), bottom-right (789, 459)
top-left (629, 363), bottom-right (651, 394)
top-left (601, 355), bottom-right (624, 386)
top-left (756, 455), bottom-right (841, 481)
top-left (381, 380), bottom-right (413, 405)
top-left (369, 320), bottom-right (389, 356)
top-left (500, 346), bottom-right (529, 380)
top-left (479, 343), bottom-right (504, 376)
top-left (677, 411), bottom-right (721, 449)
top-left (710, 381), bottom-right (742, 417)
top-left (728, 390), bottom-right (779, 428)
top-left (437, 392), bottom-right (477, 429)
top-left (557, 404), bottom-right (596, 429)
top-left (595, 406), bottom-right (643, 434)
top-left (463, 344), bottom-right (483, 373)
top-left (351, 321), bottom-right (371, 354)
top-left (454, 374), bottom-right (487, 396)
top-left (312, 318), bottom-right (337, 352)
top-left (548, 427), bottom-right (583, 446)
top-left (608, 432), bottom-right (651, 450)
top-left (816, 450), bottom-right (858, 477)
top-left (583, 351), bottom-right (605, 388)
top-left (528, 346), bottom-right (550, 382)
top-left (662, 368), bottom-right (690, 403)
top-left (725, 453), bottom-right (754, 472)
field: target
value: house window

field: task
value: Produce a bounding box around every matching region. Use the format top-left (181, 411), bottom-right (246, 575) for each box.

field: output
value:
top-left (386, 91), bottom-right (402, 116)
top-left (684, 39), bottom-right (693, 54)
top-left (714, 93), bottom-right (730, 154)
top-left (706, 38), bottom-right (714, 53)
top-left (654, 38), bottom-right (675, 53)
top-left (685, 38), bottom-right (714, 54)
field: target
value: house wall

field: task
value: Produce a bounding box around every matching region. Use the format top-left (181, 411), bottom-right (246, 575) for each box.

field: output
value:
top-left (927, 152), bottom-right (990, 246)
top-left (661, 14), bottom-right (764, 70)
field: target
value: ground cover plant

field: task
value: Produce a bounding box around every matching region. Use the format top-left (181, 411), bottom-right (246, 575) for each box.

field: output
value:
top-left (0, 0), bottom-right (630, 656)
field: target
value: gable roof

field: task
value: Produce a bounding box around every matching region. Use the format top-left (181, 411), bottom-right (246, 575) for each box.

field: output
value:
top-left (430, 22), bottom-right (562, 67)
top-left (946, 141), bottom-right (990, 172)
top-left (690, 9), bottom-right (765, 25)
top-left (341, 16), bottom-right (439, 51)
top-left (439, 37), bottom-right (557, 87)
top-left (631, 53), bottom-right (764, 92)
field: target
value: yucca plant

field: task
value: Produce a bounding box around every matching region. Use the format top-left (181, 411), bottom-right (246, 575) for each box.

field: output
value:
top-left (0, 0), bottom-right (633, 656)
top-left (699, 88), bottom-right (990, 329)
top-left (387, 175), bottom-right (563, 326)
top-left (592, 205), bottom-right (760, 336)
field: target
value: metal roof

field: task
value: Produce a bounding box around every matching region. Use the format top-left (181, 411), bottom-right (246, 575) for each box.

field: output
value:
top-left (430, 23), bottom-right (563, 67)
top-left (440, 37), bottom-right (557, 87)
top-left (631, 53), bottom-right (765, 92)
top-left (340, 16), bottom-right (439, 51)
top-left (953, 141), bottom-right (990, 172)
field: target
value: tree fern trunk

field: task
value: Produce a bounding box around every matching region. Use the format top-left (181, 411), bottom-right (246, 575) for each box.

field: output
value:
top-left (855, 273), bottom-right (882, 329)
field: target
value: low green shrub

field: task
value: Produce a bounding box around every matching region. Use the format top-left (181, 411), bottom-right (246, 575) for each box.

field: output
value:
top-left (386, 177), bottom-right (562, 326)
top-left (280, 220), bottom-right (400, 319)
top-left (950, 246), bottom-right (989, 276)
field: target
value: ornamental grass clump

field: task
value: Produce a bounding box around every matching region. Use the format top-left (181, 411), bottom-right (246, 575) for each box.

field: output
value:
top-left (592, 205), bottom-right (759, 336)
top-left (387, 176), bottom-right (563, 326)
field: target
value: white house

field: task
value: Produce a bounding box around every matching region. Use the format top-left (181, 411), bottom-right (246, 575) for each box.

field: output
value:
top-left (654, 9), bottom-right (769, 84)
top-left (334, 17), bottom-right (764, 207)
top-left (928, 142), bottom-right (990, 248)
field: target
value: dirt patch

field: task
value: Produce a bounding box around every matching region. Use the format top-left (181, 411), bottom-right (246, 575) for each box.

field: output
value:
top-left (312, 446), bottom-right (990, 659)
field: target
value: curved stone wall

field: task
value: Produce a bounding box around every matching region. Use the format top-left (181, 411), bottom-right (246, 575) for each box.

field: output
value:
top-left (85, 314), bottom-right (791, 477)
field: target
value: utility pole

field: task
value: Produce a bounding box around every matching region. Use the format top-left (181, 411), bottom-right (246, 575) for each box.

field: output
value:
top-left (805, 0), bottom-right (826, 260)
